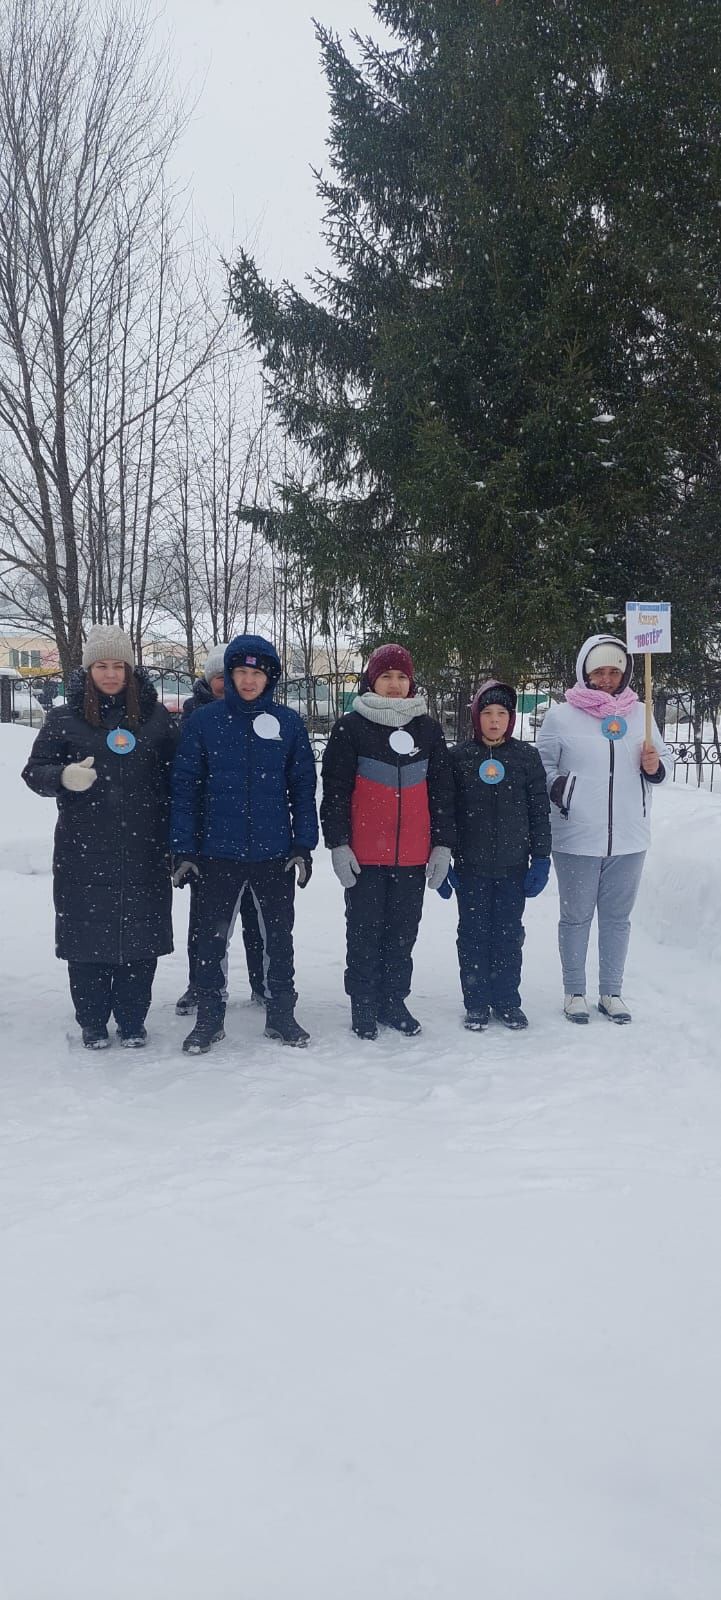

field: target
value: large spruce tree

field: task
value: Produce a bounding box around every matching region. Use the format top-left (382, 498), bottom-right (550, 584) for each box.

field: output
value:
top-left (231, 1), bottom-right (721, 681)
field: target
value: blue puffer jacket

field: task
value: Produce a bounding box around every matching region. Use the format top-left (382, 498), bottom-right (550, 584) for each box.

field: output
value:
top-left (170, 635), bottom-right (318, 862)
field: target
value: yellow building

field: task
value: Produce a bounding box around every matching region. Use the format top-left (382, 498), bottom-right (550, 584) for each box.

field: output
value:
top-left (0, 630), bottom-right (61, 674)
top-left (0, 629), bottom-right (190, 676)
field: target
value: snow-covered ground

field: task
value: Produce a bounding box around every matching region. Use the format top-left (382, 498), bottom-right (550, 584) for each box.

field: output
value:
top-left (2, 723), bottom-right (721, 1600)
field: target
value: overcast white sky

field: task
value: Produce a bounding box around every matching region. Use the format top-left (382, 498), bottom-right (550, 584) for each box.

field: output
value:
top-left (160, 0), bottom-right (387, 287)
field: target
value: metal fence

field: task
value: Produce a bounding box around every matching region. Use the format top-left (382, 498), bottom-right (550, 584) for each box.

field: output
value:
top-left (2, 668), bottom-right (720, 789)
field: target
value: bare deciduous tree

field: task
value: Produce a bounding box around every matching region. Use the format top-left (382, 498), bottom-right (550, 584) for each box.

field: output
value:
top-left (158, 341), bottom-right (275, 668)
top-left (0, 0), bottom-right (217, 676)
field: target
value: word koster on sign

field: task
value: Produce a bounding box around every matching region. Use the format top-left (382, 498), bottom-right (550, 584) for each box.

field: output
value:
top-left (625, 601), bottom-right (671, 655)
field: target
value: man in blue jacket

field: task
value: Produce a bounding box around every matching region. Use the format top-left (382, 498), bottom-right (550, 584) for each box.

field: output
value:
top-left (171, 634), bottom-right (318, 1051)
top-left (175, 644), bottom-right (268, 1017)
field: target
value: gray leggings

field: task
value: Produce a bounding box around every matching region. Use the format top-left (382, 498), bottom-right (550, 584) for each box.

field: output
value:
top-left (553, 851), bottom-right (646, 996)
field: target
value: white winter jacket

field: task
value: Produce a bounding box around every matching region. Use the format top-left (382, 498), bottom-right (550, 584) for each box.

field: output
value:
top-left (536, 635), bottom-right (671, 857)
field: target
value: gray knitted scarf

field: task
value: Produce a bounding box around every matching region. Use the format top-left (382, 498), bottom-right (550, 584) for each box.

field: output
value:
top-left (352, 690), bottom-right (427, 728)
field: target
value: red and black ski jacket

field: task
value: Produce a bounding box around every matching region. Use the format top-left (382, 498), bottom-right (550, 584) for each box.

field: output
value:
top-left (321, 710), bottom-right (455, 867)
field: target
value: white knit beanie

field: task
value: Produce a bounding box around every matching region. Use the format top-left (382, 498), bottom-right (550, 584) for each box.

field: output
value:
top-left (584, 642), bottom-right (627, 677)
top-left (82, 624), bottom-right (134, 670)
top-left (203, 644), bottom-right (228, 682)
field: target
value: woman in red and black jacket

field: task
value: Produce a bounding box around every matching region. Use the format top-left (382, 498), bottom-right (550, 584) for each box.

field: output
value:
top-left (321, 644), bottom-right (455, 1040)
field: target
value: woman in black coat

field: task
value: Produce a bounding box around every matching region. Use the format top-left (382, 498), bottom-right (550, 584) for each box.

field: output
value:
top-left (22, 625), bottom-right (178, 1049)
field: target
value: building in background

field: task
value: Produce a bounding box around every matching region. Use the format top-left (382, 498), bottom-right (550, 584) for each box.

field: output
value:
top-left (0, 629), bottom-right (61, 674)
top-left (142, 638), bottom-right (189, 672)
top-left (0, 627), bottom-right (190, 677)
top-left (0, 626), bottom-right (364, 686)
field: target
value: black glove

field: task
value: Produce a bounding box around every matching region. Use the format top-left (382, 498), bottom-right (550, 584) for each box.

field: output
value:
top-left (284, 849), bottom-right (313, 888)
top-left (172, 854), bottom-right (200, 888)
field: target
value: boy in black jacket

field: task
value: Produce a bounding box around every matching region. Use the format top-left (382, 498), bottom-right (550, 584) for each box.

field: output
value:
top-left (450, 681), bottom-right (551, 1031)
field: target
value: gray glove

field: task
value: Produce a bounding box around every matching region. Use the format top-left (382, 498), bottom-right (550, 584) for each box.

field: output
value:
top-left (425, 845), bottom-right (452, 892)
top-left (61, 756), bottom-right (97, 792)
top-left (331, 845), bottom-right (361, 889)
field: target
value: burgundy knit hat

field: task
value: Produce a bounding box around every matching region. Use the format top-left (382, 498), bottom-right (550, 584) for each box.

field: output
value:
top-left (361, 643), bottom-right (416, 694)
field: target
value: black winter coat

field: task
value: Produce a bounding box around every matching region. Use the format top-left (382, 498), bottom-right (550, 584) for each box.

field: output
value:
top-left (22, 670), bottom-right (178, 963)
top-left (181, 678), bottom-right (214, 720)
top-left (451, 736), bottom-right (551, 876)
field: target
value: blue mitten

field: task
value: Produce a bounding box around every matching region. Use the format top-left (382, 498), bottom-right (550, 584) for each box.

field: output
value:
top-left (523, 857), bottom-right (551, 898)
top-left (437, 865), bottom-right (459, 900)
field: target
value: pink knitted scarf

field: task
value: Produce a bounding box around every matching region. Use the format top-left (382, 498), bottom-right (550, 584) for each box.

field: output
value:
top-left (565, 684), bottom-right (638, 720)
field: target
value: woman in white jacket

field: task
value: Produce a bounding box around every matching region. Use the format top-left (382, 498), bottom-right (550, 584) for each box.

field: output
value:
top-left (536, 634), bottom-right (670, 1024)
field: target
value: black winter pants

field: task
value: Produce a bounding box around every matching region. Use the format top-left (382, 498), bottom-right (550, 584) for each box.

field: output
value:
top-left (344, 866), bottom-right (426, 1004)
top-left (68, 960), bottom-right (157, 1034)
top-left (455, 869), bottom-right (526, 1010)
top-left (187, 872), bottom-right (266, 996)
top-left (195, 858), bottom-right (296, 1002)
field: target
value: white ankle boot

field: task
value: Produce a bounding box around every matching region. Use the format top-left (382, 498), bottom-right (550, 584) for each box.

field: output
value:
top-left (598, 994), bottom-right (632, 1024)
top-left (564, 993), bottom-right (589, 1024)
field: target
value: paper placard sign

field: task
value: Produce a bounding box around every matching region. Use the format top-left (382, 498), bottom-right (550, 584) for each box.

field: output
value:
top-left (253, 713), bottom-right (281, 741)
top-left (625, 601), bottom-right (671, 654)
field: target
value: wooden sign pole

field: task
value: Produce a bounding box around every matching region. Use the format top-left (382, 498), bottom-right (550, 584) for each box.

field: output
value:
top-left (644, 651), bottom-right (653, 745)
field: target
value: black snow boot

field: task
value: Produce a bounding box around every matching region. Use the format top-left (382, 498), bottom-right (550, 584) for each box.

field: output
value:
top-left (82, 1026), bottom-right (110, 1050)
top-left (250, 988), bottom-right (266, 1007)
top-left (464, 1006), bottom-right (490, 1032)
top-left (264, 999), bottom-right (310, 1048)
top-left (351, 998), bottom-right (378, 1041)
top-left (175, 983), bottom-right (198, 1016)
top-left (493, 1005), bottom-right (529, 1030)
top-left (182, 994), bottom-right (225, 1055)
top-left (378, 998), bottom-right (422, 1036)
top-left (118, 1027), bottom-right (147, 1049)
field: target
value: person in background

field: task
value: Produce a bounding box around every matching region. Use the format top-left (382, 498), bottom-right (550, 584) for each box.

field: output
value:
top-left (449, 680), bottom-right (551, 1032)
top-left (37, 680), bottom-right (59, 712)
top-left (21, 625), bottom-right (177, 1049)
top-left (536, 633), bottom-right (670, 1024)
top-left (321, 643), bottom-right (454, 1040)
top-left (180, 648), bottom-right (225, 722)
top-left (171, 634), bottom-right (318, 1053)
top-left (175, 644), bottom-right (267, 1016)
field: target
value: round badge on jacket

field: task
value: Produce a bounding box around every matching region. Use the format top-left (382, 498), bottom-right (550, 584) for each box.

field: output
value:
top-left (389, 728), bottom-right (417, 756)
top-left (601, 715), bottom-right (628, 741)
top-left (253, 712), bottom-right (282, 741)
top-left (106, 728), bottom-right (136, 755)
top-left (479, 757), bottom-right (505, 784)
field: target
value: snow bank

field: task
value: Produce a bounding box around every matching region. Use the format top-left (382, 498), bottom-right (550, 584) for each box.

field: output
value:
top-left (0, 724), bottom-right (54, 874)
top-left (636, 782), bottom-right (721, 954)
